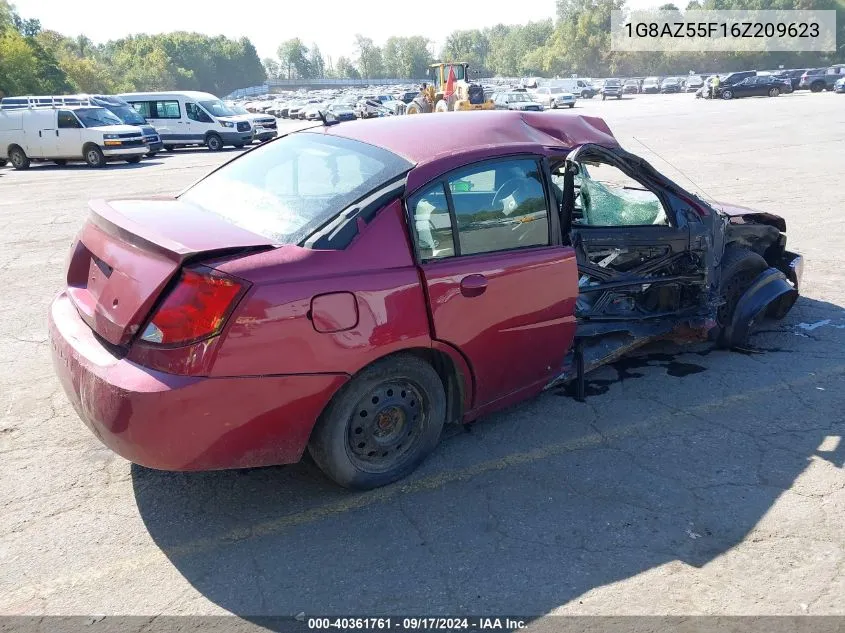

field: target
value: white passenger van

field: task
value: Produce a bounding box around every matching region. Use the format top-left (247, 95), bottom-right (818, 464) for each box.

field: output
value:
top-left (119, 91), bottom-right (254, 151)
top-left (0, 103), bottom-right (148, 169)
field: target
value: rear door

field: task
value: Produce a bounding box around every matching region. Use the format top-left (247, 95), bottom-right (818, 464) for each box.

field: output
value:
top-left (32, 111), bottom-right (57, 157)
top-left (408, 156), bottom-right (579, 411)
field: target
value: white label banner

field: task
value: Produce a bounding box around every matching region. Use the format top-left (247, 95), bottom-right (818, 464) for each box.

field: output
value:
top-left (610, 10), bottom-right (837, 52)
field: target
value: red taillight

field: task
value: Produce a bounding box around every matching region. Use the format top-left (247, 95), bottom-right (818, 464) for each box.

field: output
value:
top-left (139, 268), bottom-right (247, 346)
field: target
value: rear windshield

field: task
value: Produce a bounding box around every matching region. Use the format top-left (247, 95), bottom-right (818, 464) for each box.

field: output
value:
top-left (179, 132), bottom-right (413, 244)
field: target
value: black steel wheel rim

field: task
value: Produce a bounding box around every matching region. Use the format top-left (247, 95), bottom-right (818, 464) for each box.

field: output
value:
top-left (346, 380), bottom-right (427, 473)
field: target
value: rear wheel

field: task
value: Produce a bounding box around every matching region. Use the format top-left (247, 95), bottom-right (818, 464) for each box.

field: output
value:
top-left (84, 145), bottom-right (105, 168)
top-left (8, 146), bottom-right (30, 170)
top-left (810, 82), bottom-right (825, 93)
top-left (206, 134), bottom-right (223, 151)
top-left (768, 87), bottom-right (780, 97)
top-left (715, 247), bottom-right (768, 348)
top-left (308, 354), bottom-right (446, 489)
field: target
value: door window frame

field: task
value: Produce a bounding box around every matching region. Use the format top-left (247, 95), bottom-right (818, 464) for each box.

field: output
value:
top-left (57, 110), bottom-right (82, 129)
top-left (186, 102), bottom-right (213, 123)
top-left (551, 146), bottom-right (682, 232)
top-left (404, 153), bottom-right (562, 264)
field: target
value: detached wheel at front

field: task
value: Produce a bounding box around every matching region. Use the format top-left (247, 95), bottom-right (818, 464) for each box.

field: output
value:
top-left (308, 354), bottom-right (446, 489)
top-left (715, 247), bottom-right (768, 348)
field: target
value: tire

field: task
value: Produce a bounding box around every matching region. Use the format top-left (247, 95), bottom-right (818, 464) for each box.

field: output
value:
top-left (8, 146), bottom-right (30, 170)
top-left (715, 247), bottom-right (768, 348)
top-left (53, 159), bottom-right (67, 166)
top-left (206, 134), bottom-right (223, 151)
top-left (601, 94), bottom-right (606, 101)
top-left (147, 151), bottom-right (158, 157)
top-left (768, 87), bottom-right (780, 97)
top-left (721, 90), bottom-right (734, 100)
top-left (125, 156), bottom-right (142, 164)
top-left (84, 145), bottom-right (105, 168)
top-left (308, 354), bottom-right (446, 489)
top-left (616, 95), bottom-right (621, 99)
top-left (568, 103), bottom-right (575, 108)
top-left (164, 146), bottom-right (175, 152)
top-left (810, 82), bottom-right (824, 93)
top-left (0, 159), bottom-right (6, 167)
top-left (233, 143), bottom-right (245, 149)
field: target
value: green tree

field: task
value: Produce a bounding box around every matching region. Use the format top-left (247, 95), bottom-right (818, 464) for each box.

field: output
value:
top-left (308, 44), bottom-right (325, 78)
top-left (278, 37), bottom-right (310, 79)
top-left (335, 55), bottom-right (360, 79)
top-left (263, 57), bottom-right (280, 79)
top-left (354, 34), bottom-right (383, 79)
top-left (442, 29), bottom-right (490, 75)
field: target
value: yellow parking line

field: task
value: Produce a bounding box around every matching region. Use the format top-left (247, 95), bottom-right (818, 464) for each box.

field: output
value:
top-left (8, 363), bottom-right (845, 606)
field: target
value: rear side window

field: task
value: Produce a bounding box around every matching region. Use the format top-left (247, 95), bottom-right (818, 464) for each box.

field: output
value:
top-left (129, 101), bottom-right (152, 118)
top-left (154, 100), bottom-right (180, 119)
top-left (410, 158), bottom-right (550, 260)
top-left (179, 132), bottom-right (412, 245)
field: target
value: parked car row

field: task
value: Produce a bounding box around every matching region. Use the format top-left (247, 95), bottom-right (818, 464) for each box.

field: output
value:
top-left (694, 65), bottom-right (845, 100)
top-left (0, 90), bottom-right (277, 170)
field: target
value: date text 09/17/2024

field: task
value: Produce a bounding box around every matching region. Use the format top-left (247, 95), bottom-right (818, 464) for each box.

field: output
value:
top-left (306, 617), bottom-right (527, 630)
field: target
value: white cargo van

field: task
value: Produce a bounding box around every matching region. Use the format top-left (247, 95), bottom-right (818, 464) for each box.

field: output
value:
top-left (119, 91), bottom-right (254, 151)
top-left (550, 78), bottom-right (597, 99)
top-left (0, 105), bottom-right (148, 169)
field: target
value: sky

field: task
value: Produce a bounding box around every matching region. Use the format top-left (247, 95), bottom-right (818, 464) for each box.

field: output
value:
top-left (12, 0), bottom-right (654, 63)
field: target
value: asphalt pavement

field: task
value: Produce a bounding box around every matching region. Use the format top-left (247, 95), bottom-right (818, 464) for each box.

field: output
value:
top-left (1, 92), bottom-right (843, 621)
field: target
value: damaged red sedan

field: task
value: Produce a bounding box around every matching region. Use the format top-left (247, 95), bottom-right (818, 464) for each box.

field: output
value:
top-left (49, 111), bottom-right (803, 489)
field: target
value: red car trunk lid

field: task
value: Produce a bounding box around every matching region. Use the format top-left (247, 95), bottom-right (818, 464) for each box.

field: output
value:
top-left (66, 198), bottom-right (275, 346)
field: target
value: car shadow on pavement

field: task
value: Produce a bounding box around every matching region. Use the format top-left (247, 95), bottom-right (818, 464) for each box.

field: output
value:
top-left (132, 296), bottom-right (845, 620)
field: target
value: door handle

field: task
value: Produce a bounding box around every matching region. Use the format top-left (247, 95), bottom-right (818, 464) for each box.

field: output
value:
top-left (460, 274), bottom-right (488, 298)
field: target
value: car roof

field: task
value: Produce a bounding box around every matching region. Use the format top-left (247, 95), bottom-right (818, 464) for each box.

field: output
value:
top-left (318, 110), bottom-right (619, 164)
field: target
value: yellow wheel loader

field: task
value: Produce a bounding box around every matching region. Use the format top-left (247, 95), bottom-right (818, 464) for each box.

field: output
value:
top-left (406, 62), bottom-right (494, 114)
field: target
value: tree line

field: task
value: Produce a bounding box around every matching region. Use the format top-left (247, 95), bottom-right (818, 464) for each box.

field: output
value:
top-left (0, 0), bottom-right (265, 97)
top-left (2, 0), bottom-right (843, 99)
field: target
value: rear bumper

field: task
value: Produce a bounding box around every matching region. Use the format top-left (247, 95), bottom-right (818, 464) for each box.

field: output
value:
top-left (48, 291), bottom-right (348, 471)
